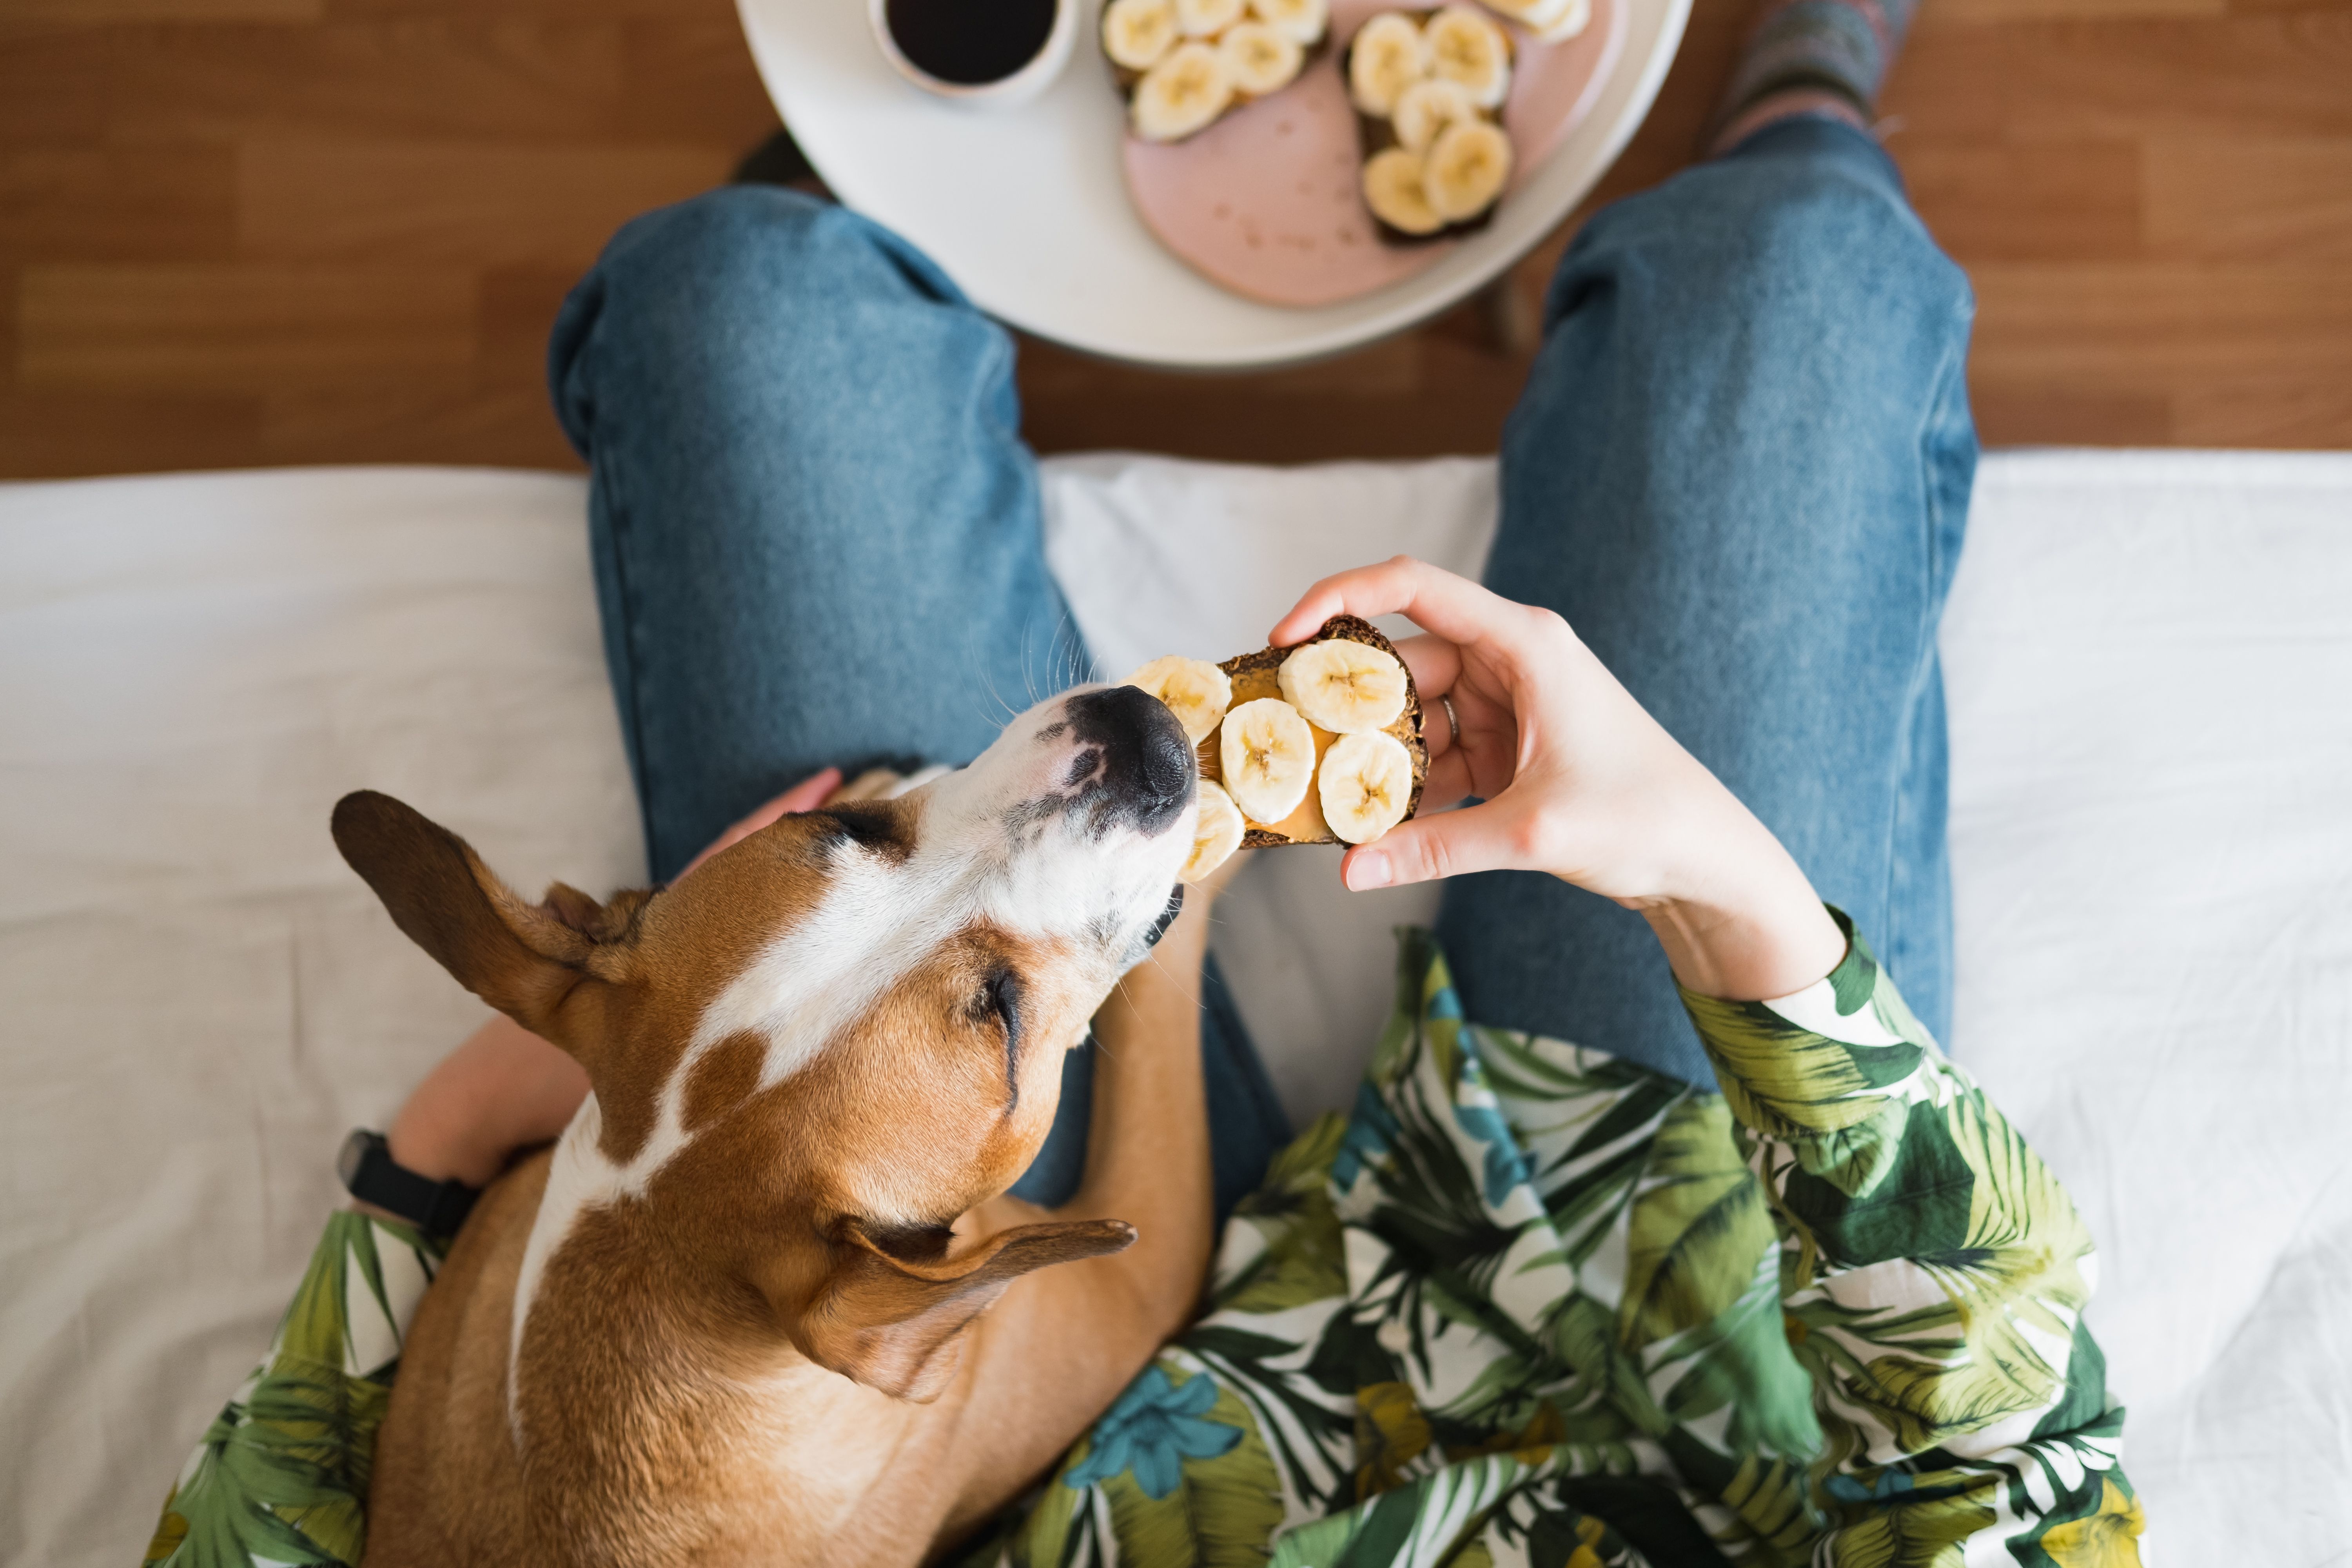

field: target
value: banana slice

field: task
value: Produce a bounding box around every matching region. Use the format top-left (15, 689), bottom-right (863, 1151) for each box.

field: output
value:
top-left (1181, 780), bottom-right (1246, 883)
top-left (1124, 655), bottom-right (1233, 745)
top-left (1491, 0), bottom-right (1590, 40)
top-left (1423, 118), bottom-right (1512, 222)
top-left (1174, 0), bottom-right (1245, 36)
top-left (1131, 42), bottom-right (1235, 142)
top-left (1247, 0), bottom-right (1328, 45)
top-left (1531, 0), bottom-right (1592, 41)
top-left (1423, 5), bottom-right (1512, 109)
top-left (1361, 147), bottom-right (1443, 236)
top-left (1346, 12), bottom-right (1426, 117)
top-left (1390, 77), bottom-right (1476, 153)
top-left (1220, 20), bottom-right (1304, 96)
top-left (1220, 697), bottom-right (1317, 825)
top-left (1318, 730), bottom-right (1416, 845)
top-left (1102, 0), bottom-right (1180, 71)
top-left (1278, 637), bottom-right (1409, 733)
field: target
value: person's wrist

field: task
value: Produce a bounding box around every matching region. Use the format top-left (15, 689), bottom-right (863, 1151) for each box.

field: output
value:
top-left (386, 1111), bottom-right (505, 1190)
top-left (1640, 893), bottom-right (1844, 1002)
top-left (1628, 802), bottom-right (1844, 1001)
top-left (340, 1127), bottom-right (485, 1232)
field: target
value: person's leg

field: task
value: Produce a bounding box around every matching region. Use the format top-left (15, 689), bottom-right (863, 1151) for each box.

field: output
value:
top-left (1436, 117), bottom-right (1975, 1085)
top-left (550, 185), bottom-right (1078, 884)
top-left (547, 185), bottom-right (1285, 1210)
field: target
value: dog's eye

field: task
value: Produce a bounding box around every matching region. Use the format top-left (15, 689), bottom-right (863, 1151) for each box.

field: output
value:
top-left (978, 967), bottom-right (1026, 1110)
top-left (979, 968), bottom-right (1023, 1036)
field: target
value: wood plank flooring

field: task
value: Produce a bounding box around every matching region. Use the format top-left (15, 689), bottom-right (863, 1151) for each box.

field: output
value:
top-left (2, 0), bottom-right (2346, 478)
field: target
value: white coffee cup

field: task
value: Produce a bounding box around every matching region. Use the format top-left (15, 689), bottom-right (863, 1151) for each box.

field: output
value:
top-left (869, 0), bottom-right (1080, 110)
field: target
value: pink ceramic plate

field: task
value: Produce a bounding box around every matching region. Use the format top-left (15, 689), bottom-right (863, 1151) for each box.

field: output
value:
top-left (1121, 0), bottom-right (1624, 308)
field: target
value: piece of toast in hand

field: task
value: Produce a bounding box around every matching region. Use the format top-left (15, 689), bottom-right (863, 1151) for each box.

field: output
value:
top-left (1203, 614), bottom-right (1427, 846)
top-left (1129, 615), bottom-right (1428, 881)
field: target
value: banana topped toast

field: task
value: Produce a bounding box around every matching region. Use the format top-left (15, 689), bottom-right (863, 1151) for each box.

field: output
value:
top-left (1102, 0), bottom-right (1332, 143)
top-left (1126, 615), bottom-right (1427, 883)
top-left (1348, 6), bottom-right (1518, 241)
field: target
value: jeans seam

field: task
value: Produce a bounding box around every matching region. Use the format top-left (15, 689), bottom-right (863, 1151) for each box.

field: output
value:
top-left (597, 440), bottom-right (661, 878)
top-left (1882, 334), bottom-right (1957, 973)
top-left (1889, 323), bottom-right (1967, 978)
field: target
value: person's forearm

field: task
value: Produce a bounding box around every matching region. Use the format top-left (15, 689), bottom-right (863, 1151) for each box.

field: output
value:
top-left (1625, 795), bottom-right (1847, 1002)
top-left (385, 1014), bottom-right (589, 1187)
top-left (1065, 906), bottom-right (1216, 1326)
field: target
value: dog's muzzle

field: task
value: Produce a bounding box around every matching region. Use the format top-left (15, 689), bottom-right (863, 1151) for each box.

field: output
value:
top-left (1063, 685), bottom-right (1196, 837)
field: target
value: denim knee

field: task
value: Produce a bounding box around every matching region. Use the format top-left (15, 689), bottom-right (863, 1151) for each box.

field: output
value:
top-left (1701, 123), bottom-right (1979, 582)
top-left (548, 186), bottom-right (975, 459)
top-left (1728, 123), bottom-right (1970, 326)
top-left (1550, 119), bottom-right (1973, 377)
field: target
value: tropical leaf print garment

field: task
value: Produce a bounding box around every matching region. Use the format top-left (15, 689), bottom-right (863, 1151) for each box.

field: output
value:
top-left (142, 1213), bottom-right (444, 1568)
top-left (143, 919), bottom-right (2142, 1567)
top-left (962, 920), bottom-right (2144, 1568)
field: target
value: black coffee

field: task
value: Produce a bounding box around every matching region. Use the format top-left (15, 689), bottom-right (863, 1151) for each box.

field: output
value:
top-left (885, 0), bottom-right (1058, 85)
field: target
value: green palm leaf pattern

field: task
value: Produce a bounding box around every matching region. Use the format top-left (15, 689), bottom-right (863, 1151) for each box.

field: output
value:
top-left (1084, 1365), bottom-right (1285, 1568)
top-left (1214, 1113), bottom-right (1350, 1318)
top-left (143, 1213), bottom-right (443, 1568)
top-left (1681, 913), bottom-right (2136, 1563)
top-left (163, 922), bottom-right (2133, 1568)
top-left (1475, 1025), bottom-right (1681, 1284)
top-left (1617, 1098), bottom-right (1775, 1349)
top-left (1819, 1483), bottom-right (1998, 1568)
top-left (1680, 993), bottom-right (1894, 1142)
top-left (1837, 1089), bottom-right (2095, 1455)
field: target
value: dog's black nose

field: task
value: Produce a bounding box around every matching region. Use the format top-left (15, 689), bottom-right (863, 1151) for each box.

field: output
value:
top-left (1066, 684), bottom-right (1195, 831)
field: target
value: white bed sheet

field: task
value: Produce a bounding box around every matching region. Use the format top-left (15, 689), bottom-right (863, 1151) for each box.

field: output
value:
top-left (3, 451), bottom-right (2347, 1565)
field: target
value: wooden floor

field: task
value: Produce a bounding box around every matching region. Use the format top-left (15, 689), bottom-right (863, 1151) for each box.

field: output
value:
top-left (2, 0), bottom-right (2346, 479)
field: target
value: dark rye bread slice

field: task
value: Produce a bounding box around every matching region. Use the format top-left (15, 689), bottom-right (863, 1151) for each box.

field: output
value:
top-left (1196, 614), bottom-right (1428, 847)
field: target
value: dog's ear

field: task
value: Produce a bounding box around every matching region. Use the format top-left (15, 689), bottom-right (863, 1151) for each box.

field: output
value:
top-left (793, 1217), bottom-right (1136, 1402)
top-left (331, 790), bottom-right (628, 1053)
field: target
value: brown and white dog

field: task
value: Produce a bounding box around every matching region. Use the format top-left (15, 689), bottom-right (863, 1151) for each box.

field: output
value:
top-left (333, 684), bottom-right (1221, 1566)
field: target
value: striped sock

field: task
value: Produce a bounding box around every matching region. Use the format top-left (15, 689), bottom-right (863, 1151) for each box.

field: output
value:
top-left (1706, 0), bottom-right (1919, 153)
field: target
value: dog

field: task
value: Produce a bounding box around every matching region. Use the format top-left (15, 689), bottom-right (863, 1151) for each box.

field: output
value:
top-left (333, 683), bottom-right (1216, 1566)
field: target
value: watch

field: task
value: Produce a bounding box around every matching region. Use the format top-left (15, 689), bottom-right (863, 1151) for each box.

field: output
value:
top-left (337, 1129), bottom-right (481, 1238)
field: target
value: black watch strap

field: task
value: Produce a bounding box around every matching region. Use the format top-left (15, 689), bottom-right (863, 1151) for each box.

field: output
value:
top-left (337, 1129), bottom-right (480, 1237)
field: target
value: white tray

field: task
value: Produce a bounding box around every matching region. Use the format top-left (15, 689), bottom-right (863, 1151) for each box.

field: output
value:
top-left (735, 0), bottom-right (1691, 369)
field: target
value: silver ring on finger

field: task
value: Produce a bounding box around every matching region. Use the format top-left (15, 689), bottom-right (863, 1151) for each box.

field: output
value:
top-left (1439, 695), bottom-right (1460, 748)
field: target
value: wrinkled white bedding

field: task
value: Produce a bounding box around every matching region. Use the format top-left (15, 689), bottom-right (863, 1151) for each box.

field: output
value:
top-left (2, 451), bottom-right (2346, 1565)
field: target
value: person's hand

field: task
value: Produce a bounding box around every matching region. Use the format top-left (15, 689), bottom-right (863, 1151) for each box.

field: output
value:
top-left (676, 766), bottom-right (846, 878)
top-left (1269, 557), bottom-right (1846, 1002)
top-left (381, 767), bottom-right (848, 1190)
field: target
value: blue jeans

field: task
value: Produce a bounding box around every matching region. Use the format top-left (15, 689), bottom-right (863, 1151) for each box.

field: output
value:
top-left (549, 117), bottom-right (1974, 1200)
top-left (1443, 118), bottom-right (1976, 1085)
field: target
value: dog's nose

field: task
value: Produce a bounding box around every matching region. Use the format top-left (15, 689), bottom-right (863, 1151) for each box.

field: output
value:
top-left (1066, 684), bottom-right (1195, 829)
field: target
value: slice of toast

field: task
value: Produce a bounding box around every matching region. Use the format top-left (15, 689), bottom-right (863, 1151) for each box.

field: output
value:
top-left (1196, 614), bottom-right (1428, 846)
